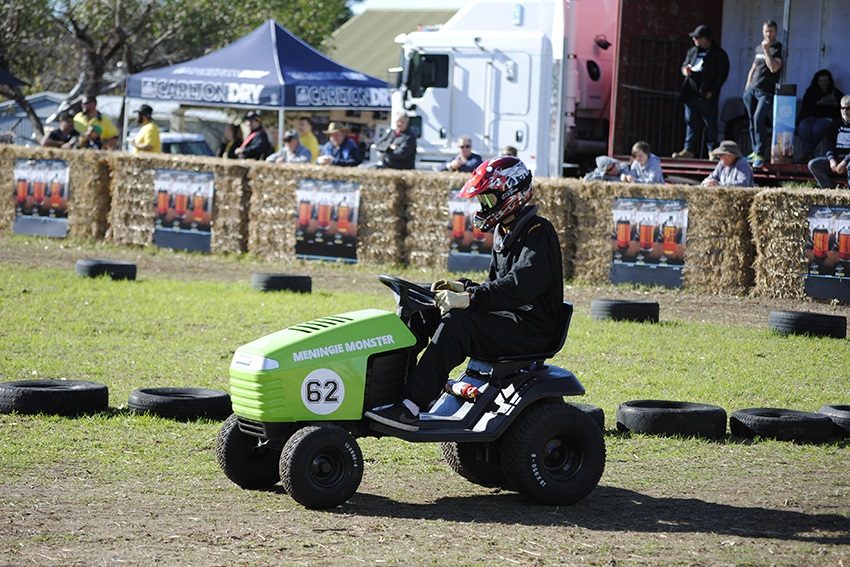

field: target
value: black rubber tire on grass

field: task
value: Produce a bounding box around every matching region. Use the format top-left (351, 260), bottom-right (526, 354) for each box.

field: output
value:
top-left (441, 442), bottom-right (506, 488)
top-left (730, 408), bottom-right (834, 444)
top-left (568, 402), bottom-right (605, 430)
top-left (280, 425), bottom-right (363, 509)
top-left (500, 401), bottom-right (605, 505)
top-left (818, 405), bottom-right (850, 437)
top-left (768, 310), bottom-right (847, 339)
top-left (616, 400), bottom-right (727, 438)
top-left (0, 379), bottom-right (109, 416)
top-left (127, 387), bottom-right (231, 420)
top-left (251, 273), bottom-right (312, 293)
top-left (216, 414), bottom-right (286, 490)
top-left (76, 258), bottom-right (137, 281)
top-left (591, 299), bottom-right (660, 323)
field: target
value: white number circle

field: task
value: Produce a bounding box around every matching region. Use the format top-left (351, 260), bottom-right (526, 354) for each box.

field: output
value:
top-left (300, 368), bottom-right (345, 415)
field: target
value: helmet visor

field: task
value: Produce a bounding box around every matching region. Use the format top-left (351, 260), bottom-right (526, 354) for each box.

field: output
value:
top-left (477, 193), bottom-right (498, 210)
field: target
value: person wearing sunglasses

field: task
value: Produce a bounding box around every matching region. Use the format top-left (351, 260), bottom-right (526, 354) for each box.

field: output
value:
top-left (366, 156), bottom-right (563, 431)
top-left (441, 136), bottom-right (483, 172)
top-left (808, 95), bottom-right (850, 188)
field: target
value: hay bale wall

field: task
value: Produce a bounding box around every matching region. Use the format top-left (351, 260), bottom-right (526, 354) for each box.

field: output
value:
top-left (536, 178), bottom-right (577, 279)
top-left (0, 145), bottom-right (109, 240)
top-left (403, 171), bottom-right (470, 269)
top-left (751, 187), bottom-right (850, 298)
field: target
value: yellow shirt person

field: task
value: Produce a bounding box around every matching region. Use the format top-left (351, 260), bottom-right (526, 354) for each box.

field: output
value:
top-left (298, 117), bottom-right (320, 163)
top-left (132, 105), bottom-right (161, 153)
top-left (73, 95), bottom-right (119, 149)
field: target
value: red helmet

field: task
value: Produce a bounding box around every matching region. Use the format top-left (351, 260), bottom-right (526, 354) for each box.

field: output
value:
top-left (458, 156), bottom-right (533, 231)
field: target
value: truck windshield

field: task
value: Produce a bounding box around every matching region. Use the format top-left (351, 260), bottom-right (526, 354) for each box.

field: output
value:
top-left (406, 53), bottom-right (449, 98)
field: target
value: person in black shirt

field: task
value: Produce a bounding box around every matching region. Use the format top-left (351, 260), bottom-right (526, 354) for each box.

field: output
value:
top-left (798, 69), bottom-right (844, 161)
top-left (742, 19), bottom-right (783, 168)
top-left (808, 94), bottom-right (850, 188)
top-left (374, 112), bottom-right (417, 169)
top-left (235, 111), bottom-right (271, 160)
top-left (41, 112), bottom-right (78, 149)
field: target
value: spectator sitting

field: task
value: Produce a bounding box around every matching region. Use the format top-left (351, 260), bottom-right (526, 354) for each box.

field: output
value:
top-left (374, 112), bottom-right (417, 169)
top-left (298, 116), bottom-right (320, 164)
top-left (621, 141), bottom-right (665, 184)
top-left (73, 94), bottom-right (119, 149)
top-left (317, 122), bottom-right (363, 167)
top-left (808, 94), bottom-right (850, 188)
top-left (218, 124), bottom-right (243, 159)
top-left (500, 145), bottom-right (518, 157)
top-left (266, 129), bottom-right (312, 164)
top-left (235, 111), bottom-right (272, 160)
top-left (41, 112), bottom-right (78, 149)
top-left (77, 124), bottom-right (103, 150)
top-left (583, 155), bottom-right (626, 182)
top-left (798, 69), bottom-right (844, 161)
top-left (701, 140), bottom-right (754, 187)
top-left (440, 136), bottom-right (483, 172)
top-left (131, 104), bottom-right (161, 153)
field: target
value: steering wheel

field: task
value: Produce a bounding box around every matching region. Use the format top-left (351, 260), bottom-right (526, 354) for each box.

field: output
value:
top-left (377, 274), bottom-right (436, 304)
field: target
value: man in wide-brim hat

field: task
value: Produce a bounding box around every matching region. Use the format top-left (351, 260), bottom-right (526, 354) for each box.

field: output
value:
top-left (701, 140), bottom-right (754, 187)
top-left (317, 121), bottom-right (363, 167)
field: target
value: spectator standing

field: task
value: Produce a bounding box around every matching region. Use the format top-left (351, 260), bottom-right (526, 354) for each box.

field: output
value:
top-left (131, 104), bottom-right (161, 153)
top-left (701, 140), bottom-right (754, 187)
top-left (742, 20), bottom-right (783, 168)
top-left (218, 124), bottom-right (243, 159)
top-left (807, 94), bottom-right (850, 188)
top-left (41, 112), bottom-right (78, 148)
top-left (73, 95), bottom-right (119, 149)
top-left (798, 69), bottom-right (844, 161)
top-left (298, 117), bottom-right (320, 164)
top-left (266, 129), bottom-right (312, 164)
top-left (235, 111), bottom-right (272, 160)
top-left (317, 122), bottom-right (363, 167)
top-left (440, 136), bottom-right (483, 172)
top-left (374, 112), bottom-right (417, 169)
top-left (583, 155), bottom-right (626, 182)
top-left (622, 141), bottom-right (665, 183)
top-left (673, 25), bottom-right (729, 159)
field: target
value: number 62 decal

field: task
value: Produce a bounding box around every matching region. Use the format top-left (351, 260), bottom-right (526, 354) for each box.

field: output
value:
top-left (300, 368), bottom-right (345, 415)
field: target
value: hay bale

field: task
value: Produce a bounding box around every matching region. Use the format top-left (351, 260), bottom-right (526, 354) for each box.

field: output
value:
top-left (402, 170), bottom-right (469, 269)
top-left (535, 178), bottom-right (577, 279)
top-left (751, 187), bottom-right (850, 299)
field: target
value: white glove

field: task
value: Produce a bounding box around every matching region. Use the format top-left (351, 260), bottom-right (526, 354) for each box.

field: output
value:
top-left (435, 290), bottom-right (470, 316)
top-left (431, 279), bottom-right (465, 293)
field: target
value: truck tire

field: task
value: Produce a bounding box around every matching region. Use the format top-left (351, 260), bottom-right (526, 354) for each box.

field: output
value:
top-left (251, 273), bottom-right (312, 293)
top-left (280, 425), bottom-right (363, 509)
top-left (75, 258), bottom-right (137, 281)
top-left (568, 402), bottom-right (605, 430)
top-left (730, 408), bottom-right (834, 444)
top-left (768, 310), bottom-right (847, 339)
top-left (591, 299), bottom-right (659, 323)
top-left (216, 414), bottom-right (286, 490)
top-left (500, 401), bottom-right (605, 505)
top-left (818, 405), bottom-right (850, 436)
top-left (441, 442), bottom-right (506, 488)
top-left (0, 379), bottom-right (108, 416)
top-left (616, 400), bottom-right (727, 438)
top-left (127, 387), bottom-right (231, 420)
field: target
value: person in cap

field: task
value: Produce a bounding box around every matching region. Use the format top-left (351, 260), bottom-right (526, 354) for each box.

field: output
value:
top-left (317, 122), bottom-right (363, 167)
top-left (131, 104), bottom-right (161, 153)
top-left (73, 94), bottom-right (119, 149)
top-left (42, 112), bottom-right (78, 149)
top-left (235, 111), bottom-right (272, 160)
top-left (701, 140), bottom-right (754, 187)
top-left (622, 141), bottom-right (665, 184)
top-left (672, 24), bottom-right (730, 159)
top-left (583, 155), bottom-right (626, 182)
top-left (373, 112), bottom-right (417, 169)
top-left (266, 129), bottom-right (312, 164)
top-left (742, 20), bottom-right (783, 168)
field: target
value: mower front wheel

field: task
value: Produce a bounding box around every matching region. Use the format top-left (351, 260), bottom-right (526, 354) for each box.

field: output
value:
top-left (216, 414), bottom-right (286, 490)
top-left (280, 425), bottom-right (363, 509)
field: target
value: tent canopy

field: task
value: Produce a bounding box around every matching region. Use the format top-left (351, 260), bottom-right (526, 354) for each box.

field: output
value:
top-left (126, 20), bottom-right (391, 110)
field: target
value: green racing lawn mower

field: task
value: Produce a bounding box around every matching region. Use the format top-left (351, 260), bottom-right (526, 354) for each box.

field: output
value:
top-left (216, 275), bottom-right (605, 509)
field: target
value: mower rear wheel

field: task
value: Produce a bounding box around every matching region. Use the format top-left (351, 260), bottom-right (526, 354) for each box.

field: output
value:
top-left (501, 401), bottom-right (605, 505)
top-left (216, 414), bottom-right (286, 490)
top-left (280, 425), bottom-right (363, 509)
top-left (441, 442), bottom-right (506, 488)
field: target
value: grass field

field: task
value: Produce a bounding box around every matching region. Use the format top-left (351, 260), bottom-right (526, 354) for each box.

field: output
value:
top-left (1, 253), bottom-right (849, 566)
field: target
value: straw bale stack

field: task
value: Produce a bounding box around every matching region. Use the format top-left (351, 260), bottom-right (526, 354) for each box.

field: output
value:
top-left (0, 145), bottom-right (109, 239)
top-left (107, 153), bottom-right (249, 253)
top-left (402, 170), bottom-right (469, 269)
top-left (247, 165), bottom-right (408, 264)
top-left (535, 178), bottom-right (576, 279)
top-left (751, 187), bottom-right (850, 298)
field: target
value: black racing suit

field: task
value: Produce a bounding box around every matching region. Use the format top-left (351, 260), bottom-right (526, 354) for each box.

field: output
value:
top-left (403, 205), bottom-right (564, 408)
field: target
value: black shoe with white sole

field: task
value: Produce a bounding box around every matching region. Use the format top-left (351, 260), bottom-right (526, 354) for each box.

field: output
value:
top-left (365, 402), bottom-right (419, 431)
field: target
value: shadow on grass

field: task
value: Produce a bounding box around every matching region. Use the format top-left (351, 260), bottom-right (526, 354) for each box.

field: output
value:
top-left (343, 486), bottom-right (850, 545)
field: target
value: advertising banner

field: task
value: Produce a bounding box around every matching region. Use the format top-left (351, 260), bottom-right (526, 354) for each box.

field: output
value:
top-left (295, 179), bottom-right (360, 263)
top-left (610, 197), bottom-right (688, 288)
top-left (771, 84), bottom-right (797, 165)
top-left (12, 159), bottom-right (70, 238)
top-left (803, 205), bottom-right (850, 301)
top-left (153, 169), bottom-right (215, 253)
top-left (447, 188), bottom-right (492, 272)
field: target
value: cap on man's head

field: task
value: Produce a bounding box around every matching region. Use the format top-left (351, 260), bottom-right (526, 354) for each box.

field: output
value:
top-left (82, 94), bottom-right (97, 104)
top-left (244, 111), bottom-right (261, 121)
top-left (324, 122), bottom-right (347, 134)
top-left (283, 129), bottom-right (299, 141)
top-left (709, 140), bottom-right (742, 159)
top-left (135, 104), bottom-right (153, 119)
top-left (689, 24), bottom-right (713, 39)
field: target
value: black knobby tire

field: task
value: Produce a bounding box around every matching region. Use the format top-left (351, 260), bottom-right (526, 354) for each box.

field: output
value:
top-left (500, 401), bottom-right (605, 505)
top-left (616, 400), bottom-right (727, 438)
top-left (0, 380), bottom-right (109, 416)
top-left (127, 387), bottom-right (231, 420)
top-left (768, 310), bottom-right (847, 339)
top-left (280, 425), bottom-right (364, 509)
top-left (591, 299), bottom-right (660, 323)
top-left (441, 442), bottom-right (506, 488)
top-left (251, 273), bottom-right (312, 293)
top-left (818, 405), bottom-right (850, 437)
top-left (216, 414), bottom-right (286, 490)
top-left (568, 402), bottom-right (605, 430)
top-left (730, 408), bottom-right (834, 444)
top-left (76, 258), bottom-right (137, 281)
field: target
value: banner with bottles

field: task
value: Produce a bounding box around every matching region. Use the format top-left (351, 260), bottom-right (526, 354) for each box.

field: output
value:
top-left (153, 169), bottom-right (215, 253)
top-left (804, 205), bottom-right (850, 300)
top-left (610, 197), bottom-right (688, 288)
top-left (295, 179), bottom-right (360, 263)
top-left (447, 188), bottom-right (493, 272)
top-left (12, 159), bottom-right (70, 238)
